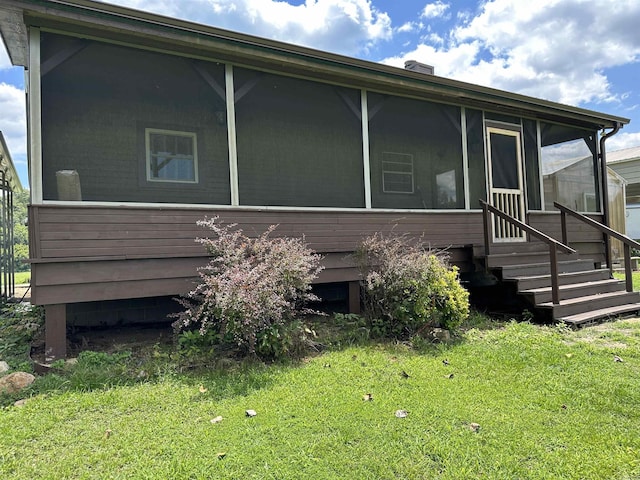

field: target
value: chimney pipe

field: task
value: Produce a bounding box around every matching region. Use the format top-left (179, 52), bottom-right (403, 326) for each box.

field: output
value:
top-left (404, 60), bottom-right (434, 75)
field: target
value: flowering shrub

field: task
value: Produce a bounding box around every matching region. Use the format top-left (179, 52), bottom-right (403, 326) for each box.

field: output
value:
top-left (173, 217), bottom-right (323, 359)
top-left (355, 233), bottom-right (469, 338)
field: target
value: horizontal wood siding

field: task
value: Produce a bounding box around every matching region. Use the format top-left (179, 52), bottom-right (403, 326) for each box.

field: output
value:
top-left (29, 206), bottom-right (606, 305)
top-left (29, 205), bottom-right (482, 305)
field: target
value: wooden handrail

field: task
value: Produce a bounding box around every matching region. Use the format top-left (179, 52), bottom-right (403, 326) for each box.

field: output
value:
top-left (554, 201), bottom-right (640, 293)
top-left (481, 200), bottom-right (576, 304)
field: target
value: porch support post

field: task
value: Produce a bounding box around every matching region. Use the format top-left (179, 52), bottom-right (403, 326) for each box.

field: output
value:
top-left (361, 90), bottom-right (371, 209)
top-left (348, 281), bottom-right (361, 315)
top-left (28, 27), bottom-right (43, 204)
top-left (45, 304), bottom-right (67, 361)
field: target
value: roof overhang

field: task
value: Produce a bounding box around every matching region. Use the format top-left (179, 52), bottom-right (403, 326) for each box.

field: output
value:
top-left (0, 0), bottom-right (631, 131)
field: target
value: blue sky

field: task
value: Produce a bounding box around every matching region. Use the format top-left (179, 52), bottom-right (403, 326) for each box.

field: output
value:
top-left (1, 0), bottom-right (640, 187)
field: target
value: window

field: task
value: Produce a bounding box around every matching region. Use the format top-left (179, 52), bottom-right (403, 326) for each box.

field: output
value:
top-left (382, 152), bottom-right (414, 194)
top-left (145, 129), bottom-right (198, 183)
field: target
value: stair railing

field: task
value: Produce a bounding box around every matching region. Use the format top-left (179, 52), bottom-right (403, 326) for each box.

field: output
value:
top-left (481, 200), bottom-right (576, 305)
top-left (554, 202), bottom-right (640, 293)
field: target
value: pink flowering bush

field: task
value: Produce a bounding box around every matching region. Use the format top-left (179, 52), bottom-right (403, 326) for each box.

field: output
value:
top-left (173, 217), bottom-right (323, 359)
top-left (355, 233), bottom-right (469, 338)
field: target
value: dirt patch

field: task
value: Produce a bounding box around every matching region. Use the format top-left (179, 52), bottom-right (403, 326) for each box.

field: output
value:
top-left (564, 316), bottom-right (640, 350)
top-left (30, 323), bottom-right (174, 364)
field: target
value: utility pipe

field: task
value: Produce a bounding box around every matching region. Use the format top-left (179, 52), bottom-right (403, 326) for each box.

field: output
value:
top-left (599, 121), bottom-right (621, 272)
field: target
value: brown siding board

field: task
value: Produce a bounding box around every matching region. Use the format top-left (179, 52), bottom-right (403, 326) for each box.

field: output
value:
top-left (34, 257), bottom-right (207, 286)
top-left (30, 205), bottom-right (484, 305)
top-left (34, 278), bottom-right (199, 305)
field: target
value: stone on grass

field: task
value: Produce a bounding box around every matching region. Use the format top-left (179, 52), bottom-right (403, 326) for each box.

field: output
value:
top-left (430, 328), bottom-right (451, 343)
top-left (14, 399), bottom-right (27, 407)
top-left (0, 361), bottom-right (9, 373)
top-left (0, 372), bottom-right (36, 394)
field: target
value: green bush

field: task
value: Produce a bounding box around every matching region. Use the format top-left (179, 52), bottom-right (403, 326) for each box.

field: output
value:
top-left (356, 233), bottom-right (469, 339)
top-left (173, 217), bottom-right (323, 360)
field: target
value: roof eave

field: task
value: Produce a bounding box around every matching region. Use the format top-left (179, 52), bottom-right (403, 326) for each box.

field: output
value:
top-left (1, 0), bottom-right (631, 129)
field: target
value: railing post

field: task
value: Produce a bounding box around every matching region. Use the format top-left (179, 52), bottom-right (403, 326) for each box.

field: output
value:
top-left (560, 210), bottom-right (568, 245)
top-left (482, 201), bottom-right (491, 257)
top-left (624, 243), bottom-right (633, 293)
top-left (549, 245), bottom-right (560, 305)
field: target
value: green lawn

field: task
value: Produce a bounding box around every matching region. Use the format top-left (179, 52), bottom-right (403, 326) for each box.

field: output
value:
top-left (1, 319), bottom-right (640, 479)
top-left (613, 271), bottom-right (640, 291)
top-left (14, 271), bottom-right (30, 285)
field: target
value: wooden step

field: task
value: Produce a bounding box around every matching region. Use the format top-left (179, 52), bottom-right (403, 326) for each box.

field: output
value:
top-left (508, 269), bottom-right (612, 291)
top-left (484, 251), bottom-right (580, 268)
top-left (558, 303), bottom-right (640, 327)
top-left (538, 291), bottom-right (640, 318)
top-left (473, 242), bottom-right (552, 256)
top-left (500, 260), bottom-right (596, 279)
top-left (520, 279), bottom-right (626, 304)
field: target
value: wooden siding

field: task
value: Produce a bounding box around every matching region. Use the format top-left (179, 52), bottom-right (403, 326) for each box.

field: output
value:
top-left (30, 204), bottom-right (482, 305)
top-left (29, 205), bottom-right (606, 306)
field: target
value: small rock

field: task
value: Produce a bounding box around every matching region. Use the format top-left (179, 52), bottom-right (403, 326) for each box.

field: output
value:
top-left (245, 409), bottom-right (257, 417)
top-left (362, 393), bottom-right (373, 402)
top-left (0, 361), bottom-right (9, 373)
top-left (613, 355), bottom-right (624, 363)
top-left (445, 373), bottom-right (454, 379)
top-left (14, 399), bottom-right (27, 407)
top-left (468, 423), bottom-right (481, 432)
top-left (0, 372), bottom-right (36, 394)
top-left (210, 416), bottom-right (223, 424)
top-left (65, 358), bottom-right (78, 367)
top-left (431, 328), bottom-right (451, 343)
top-left (395, 409), bottom-right (409, 418)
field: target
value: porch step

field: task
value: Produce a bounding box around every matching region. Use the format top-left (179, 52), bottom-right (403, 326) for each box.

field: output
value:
top-left (537, 291), bottom-right (640, 318)
top-left (558, 303), bottom-right (640, 327)
top-left (477, 241), bottom-right (639, 325)
top-left (508, 269), bottom-right (612, 291)
top-left (484, 251), bottom-right (580, 268)
top-left (473, 242), bottom-right (551, 256)
top-left (499, 259), bottom-right (596, 279)
top-left (520, 278), bottom-right (626, 304)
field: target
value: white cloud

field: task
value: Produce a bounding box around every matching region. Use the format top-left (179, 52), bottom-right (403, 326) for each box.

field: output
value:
top-left (422, 1), bottom-right (449, 19)
top-left (382, 0), bottom-right (640, 107)
top-left (105, 0), bottom-right (392, 55)
top-left (397, 21), bottom-right (417, 33)
top-left (607, 131), bottom-right (640, 152)
top-left (0, 82), bottom-right (26, 162)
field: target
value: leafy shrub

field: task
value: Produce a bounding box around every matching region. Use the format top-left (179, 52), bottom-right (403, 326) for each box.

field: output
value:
top-left (355, 233), bottom-right (469, 338)
top-left (173, 217), bottom-right (323, 359)
top-left (0, 303), bottom-right (43, 370)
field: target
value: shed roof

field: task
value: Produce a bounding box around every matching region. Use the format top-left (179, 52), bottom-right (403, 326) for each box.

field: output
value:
top-left (0, 132), bottom-right (23, 192)
top-left (607, 146), bottom-right (640, 164)
top-left (0, 0), bottom-right (631, 131)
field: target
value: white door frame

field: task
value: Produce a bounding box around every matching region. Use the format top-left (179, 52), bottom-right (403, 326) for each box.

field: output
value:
top-left (486, 126), bottom-right (527, 242)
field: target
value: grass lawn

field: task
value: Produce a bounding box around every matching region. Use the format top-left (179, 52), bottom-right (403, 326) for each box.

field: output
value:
top-left (0, 271), bottom-right (30, 287)
top-left (1, 318), bottom-right (640, 479)
top-left (613, 271), bottom-right (640, 291)
top-left (14, 271), bottom-right (30, 285)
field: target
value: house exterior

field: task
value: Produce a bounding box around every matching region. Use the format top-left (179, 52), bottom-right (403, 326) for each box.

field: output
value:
top-left (0, 132), bottom-right (23, 300)
top-left (608, 147), bottom-right (640, 240)
top-left (0, 0), bottom-right (632, 358)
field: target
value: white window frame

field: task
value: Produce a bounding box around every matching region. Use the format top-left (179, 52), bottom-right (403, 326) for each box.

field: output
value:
top-left (382, 152), bottom-right (414, 194)
top-left (145, 128), bottom-right (198, 184)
